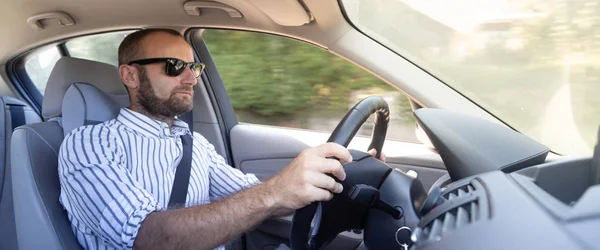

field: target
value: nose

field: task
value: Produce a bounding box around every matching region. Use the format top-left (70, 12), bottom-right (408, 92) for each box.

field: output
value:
top-left (181, 66), bottom-right (199, 86)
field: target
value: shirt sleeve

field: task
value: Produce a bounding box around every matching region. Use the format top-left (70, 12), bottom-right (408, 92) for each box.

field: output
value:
top-left (58, 125), bottom-right (161, 249)
top-left (193, 133), bottom-right (260, 200)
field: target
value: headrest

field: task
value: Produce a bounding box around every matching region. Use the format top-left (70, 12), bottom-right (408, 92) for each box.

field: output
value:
top-left (42, 57), bottom-right (127, 120)
top-left (61, 83), bottom-right (129, 136)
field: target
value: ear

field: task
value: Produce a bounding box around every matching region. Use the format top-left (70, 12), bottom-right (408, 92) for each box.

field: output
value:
top-left (119, 64), bottom-right (140, 90)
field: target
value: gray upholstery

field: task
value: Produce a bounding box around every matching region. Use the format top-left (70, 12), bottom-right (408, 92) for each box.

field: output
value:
top-left (11, 122), bottom-right (82, 250)
top-left (12, 58), bottom-right (127, 250)
top-left (42, 57), bottom-right (127, 120)
top-left (0, 97), bottom-right (41, 189)
top-left (0, 97), bottom-right (41, 250)
top-left (62, 83), bottom-right (129, 136)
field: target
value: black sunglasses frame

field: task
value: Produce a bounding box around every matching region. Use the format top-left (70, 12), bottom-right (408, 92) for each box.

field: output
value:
top-left (127, 57), bottom-right (205, 78)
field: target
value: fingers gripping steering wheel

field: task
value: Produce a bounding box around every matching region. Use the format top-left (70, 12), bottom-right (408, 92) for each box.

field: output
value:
top-left (289, 96), bottom-right (390, 250)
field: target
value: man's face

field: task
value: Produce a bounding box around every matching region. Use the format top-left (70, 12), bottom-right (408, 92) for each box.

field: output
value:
top-left (135, 33), bottom-right (197, 118)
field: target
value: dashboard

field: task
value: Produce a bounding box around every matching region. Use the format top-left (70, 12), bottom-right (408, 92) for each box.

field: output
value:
top-left (411, 157), bottom-right (600, 250)
top-left (406, 108), bottom-right (600, 250)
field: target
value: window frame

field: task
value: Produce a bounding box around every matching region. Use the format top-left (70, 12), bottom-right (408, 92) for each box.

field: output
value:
top-left (7, 29), bottom-right (138, 114)
top-left (7, 43), bottom-right (66, 113)
top-left (187, 28), bottom-right (239, 165)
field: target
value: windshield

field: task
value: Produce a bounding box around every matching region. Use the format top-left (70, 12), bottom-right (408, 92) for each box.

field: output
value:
top-left (341, 0), bottom-right (600, 156)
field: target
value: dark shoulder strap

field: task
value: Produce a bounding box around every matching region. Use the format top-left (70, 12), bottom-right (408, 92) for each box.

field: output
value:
top-left (168, 133), bottom-right (193, 207)
top-left (179, 111), bottom-right (193, 132)
top-left (9, 105), bottom-right (26, 131)
top-left (169, 110), bottom-right (194, 207)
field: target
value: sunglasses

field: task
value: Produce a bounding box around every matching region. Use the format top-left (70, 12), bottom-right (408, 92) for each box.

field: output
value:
top-left (127, 58), bottom-right (206, 78)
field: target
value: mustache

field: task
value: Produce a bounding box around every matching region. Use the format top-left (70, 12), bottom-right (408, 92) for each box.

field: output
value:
top-left (171, 86), bottom-right (194, 94)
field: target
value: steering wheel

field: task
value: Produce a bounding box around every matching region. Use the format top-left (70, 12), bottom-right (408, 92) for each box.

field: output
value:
top-left (289, 96), bottom-right (426, 250)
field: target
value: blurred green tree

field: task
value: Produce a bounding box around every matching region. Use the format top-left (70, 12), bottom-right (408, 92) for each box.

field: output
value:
top-left (203, 30), bottom-right (395, 119)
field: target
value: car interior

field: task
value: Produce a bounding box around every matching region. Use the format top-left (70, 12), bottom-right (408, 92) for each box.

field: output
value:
top-left (0, 0), bottom-right (599, 249)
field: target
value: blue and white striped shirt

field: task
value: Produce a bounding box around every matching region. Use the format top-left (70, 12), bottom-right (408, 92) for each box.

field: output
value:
top-left (58, 108), bottom-right (260, 250)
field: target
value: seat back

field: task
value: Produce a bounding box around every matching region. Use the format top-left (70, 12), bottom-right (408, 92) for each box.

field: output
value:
top-left (61, 82), bottom-right (129, 136)
top-left (11, 57), bottom-right (128, 250)
top-left (0, 97), bottom-right (41, 250)
top-left (11, 121), bottom-right (81, 250)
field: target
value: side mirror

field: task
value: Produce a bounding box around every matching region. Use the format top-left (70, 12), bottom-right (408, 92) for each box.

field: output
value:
top-left (416, 123), bottom-right (437, 153)
top-left (408, 99), bottom-right (437, 153)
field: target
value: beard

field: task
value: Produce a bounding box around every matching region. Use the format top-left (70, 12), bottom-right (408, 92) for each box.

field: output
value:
top-left (136, 67), bottom-right (193, 118)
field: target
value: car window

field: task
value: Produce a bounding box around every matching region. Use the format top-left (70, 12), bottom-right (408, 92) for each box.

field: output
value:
top-left (24, 47), bottom-right (61, 94)
top-left (66, 31), bottom-right (132, 66)
top-left (203, 30), bottom-right (418, 142)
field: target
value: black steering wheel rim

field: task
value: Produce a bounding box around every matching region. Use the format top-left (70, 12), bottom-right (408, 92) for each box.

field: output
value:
top-left (290, 96), bottom-right (390, 250)
top-left (328, 96), bottom-right (390, 160)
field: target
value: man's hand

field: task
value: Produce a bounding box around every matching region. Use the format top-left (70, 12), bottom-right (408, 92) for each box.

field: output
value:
top-left (367, 148), bottom-right (386, 162)
top-left (264, 143), bottom-right (353, 210)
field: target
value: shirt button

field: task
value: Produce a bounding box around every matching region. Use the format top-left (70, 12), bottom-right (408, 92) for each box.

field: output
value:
top-left (162, 128), bottom-right (171, 137)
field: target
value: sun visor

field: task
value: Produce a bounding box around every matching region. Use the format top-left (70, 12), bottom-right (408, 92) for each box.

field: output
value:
top-left (247, 0), bottom-right (312, 26)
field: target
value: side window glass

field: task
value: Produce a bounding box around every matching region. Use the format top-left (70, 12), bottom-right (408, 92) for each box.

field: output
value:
top-left (203, 30), bottom-right (417, 142)
top-left (66, 31), bottom-right (132, 66)
top-left (24, 47), bottom-right (61, 94)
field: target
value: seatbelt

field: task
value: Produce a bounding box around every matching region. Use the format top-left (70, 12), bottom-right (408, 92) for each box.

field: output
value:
top-left (1, 104), bottom-right (26, 195)
top-left (9, 105), bottom-right (26, 131)
top-left (168, 133), bottom-right (193, 207)
top-left (179, 111), bottom-right (193, 132)
top-left (168, 111), bottom-right (194, 207)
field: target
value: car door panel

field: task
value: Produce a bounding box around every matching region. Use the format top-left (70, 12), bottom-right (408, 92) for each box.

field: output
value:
top-left (231, 124), bottom-right (446, 183)
top-left (230, 124), bottom-right (314, 168)
top-left (239, 159), bottom-right (291, 181)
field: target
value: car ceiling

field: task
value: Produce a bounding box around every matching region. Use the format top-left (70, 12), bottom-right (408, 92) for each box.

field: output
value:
top-left (0, 0), bottom-right (351, 63)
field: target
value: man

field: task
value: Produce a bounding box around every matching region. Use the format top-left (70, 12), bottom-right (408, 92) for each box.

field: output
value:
top-left (58, 29), bottom-right (385, 250)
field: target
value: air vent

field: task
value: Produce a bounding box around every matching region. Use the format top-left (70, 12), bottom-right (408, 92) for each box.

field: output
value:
top-left (421, 199), bottom-right (479, 241)
top-left (416, 180), bottom-right (488, 242)
top-left (443, 182), bottom-right (475, 200)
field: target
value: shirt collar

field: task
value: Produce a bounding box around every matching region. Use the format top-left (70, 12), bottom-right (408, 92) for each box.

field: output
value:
top-left (116, 108), bottom-right (190, 138)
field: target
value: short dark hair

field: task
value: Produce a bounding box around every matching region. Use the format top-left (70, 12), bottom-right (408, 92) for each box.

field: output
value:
top-left (118, 28), bottom-right (183, 66)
